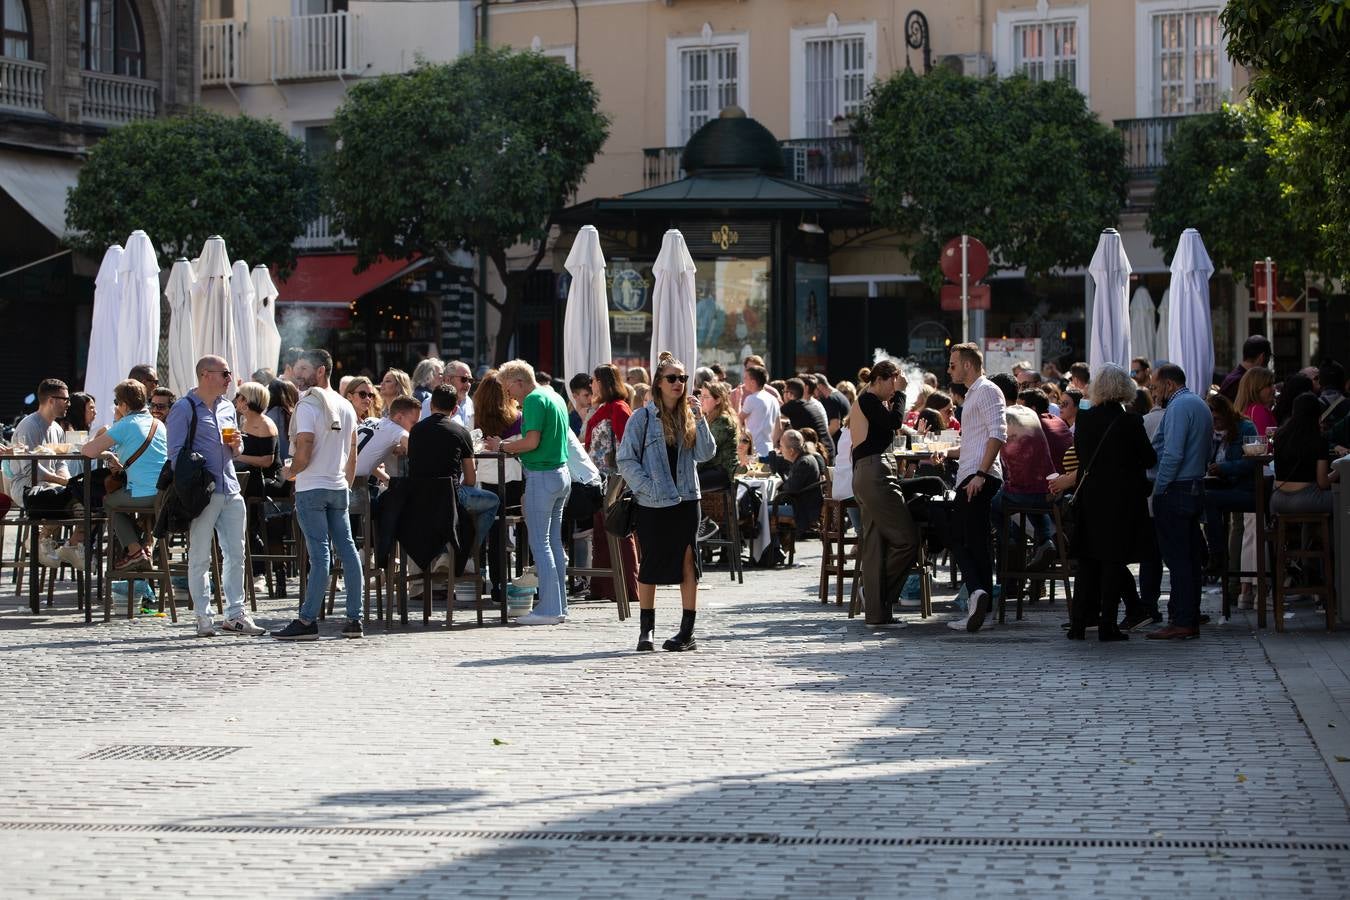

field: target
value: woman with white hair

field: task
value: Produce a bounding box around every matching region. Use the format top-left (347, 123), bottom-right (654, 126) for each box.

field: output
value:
top-left (412, 358), bottom-right (445, 405)
top-left (1063, 363), bottom-right (1156, 641)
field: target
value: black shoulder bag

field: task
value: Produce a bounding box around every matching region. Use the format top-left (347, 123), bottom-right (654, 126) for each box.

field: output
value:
top-left (1059, 415), bottom-right (1122, 544)
top-left (171, 400), bottom-right (216, 520)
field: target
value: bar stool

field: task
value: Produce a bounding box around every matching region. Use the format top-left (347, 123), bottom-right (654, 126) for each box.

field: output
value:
top-left (700, 483), bottom-right (744, 584)
top-left (105, 505), bottom-right (177, 621)
top-left (818, 497), bottom-right (857, 606)
top-left (996, 500), bottom-right (1073, 624)
top-left (1272, 511), bottom-right (1336, 632)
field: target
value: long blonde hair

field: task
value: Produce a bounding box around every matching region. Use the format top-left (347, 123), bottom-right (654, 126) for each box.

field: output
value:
top-left (654, 351), bottom-right (696, 449)
top-left (1234, 366), bottom-right (1274, 415)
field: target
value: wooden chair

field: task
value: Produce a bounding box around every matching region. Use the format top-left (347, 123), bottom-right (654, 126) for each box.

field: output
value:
top-left (105, 503), bottom-right (177, 622)
top-left (700, 483), bottom-right (744, 583)
top-left (996, 499), bottom-right (1073, 624)
top-left (818, 497), bottom-right (858, 606)
top-left (1272, 511), bottom-right (1336, 632)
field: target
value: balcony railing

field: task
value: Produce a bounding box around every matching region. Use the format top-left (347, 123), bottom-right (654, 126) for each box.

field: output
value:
top-left (1115, 116), bottom-right (1189, 176)
top-left (270, 11), bottom-right (361, 81)
top-left (82, 72), bottom-right (157, 125)
top-left (295, 213), bottom-right (346, 250)
top-left (202, 19), bottom-right (244, 84)
top-left (0, 57), bottom-right (46, 113)
top-left (644, 136), bottom-right (865, 190)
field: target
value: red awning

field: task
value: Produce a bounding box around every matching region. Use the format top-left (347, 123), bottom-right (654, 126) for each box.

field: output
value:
top-left (273, 254), bottom-right (427, 306)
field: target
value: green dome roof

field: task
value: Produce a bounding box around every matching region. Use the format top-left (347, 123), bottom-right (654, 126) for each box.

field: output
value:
top-left (681, 106), bottom-right (785, 176)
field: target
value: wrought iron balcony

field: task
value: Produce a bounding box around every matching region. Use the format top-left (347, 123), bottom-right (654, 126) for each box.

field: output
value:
top-left (270, 11), bottom-right (362, 81)
top-left (0, 57), bottom-right (46, 113)
top-left (202, 19), bottom-right (245, 84)
top-left (1115, 116), bottom-right (1191, 176)
top-left (643, 136), bottom-right (865, 190)
top-left (294, 213), bottom-right (345, 250)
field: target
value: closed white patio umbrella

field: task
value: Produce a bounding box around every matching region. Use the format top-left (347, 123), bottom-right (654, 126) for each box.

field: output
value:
top-left (649, 229), bottom-right (698, 374)
top-left (230, 259), bottom-right (257, 380)
top-left (165, 258), bottom-right (197, 399)
top-left (1155, 288), bottom-right (1171, 364)
top-left (85, 244), bottom-right (124, 431)
top-left (562, 225), bottom-right (612, 383)
top-left (252, 264), bottom-right (282, 379)
top-left (191, 235), bottom-right (238, 393)
top-left (1087, 228), bottom-right (1132, 377)
top-left (116, 230), bottom-right (161, 389)
top-left (1166, 228), bottom-right (1216, 391)
top-left (1128, 285), bottom-right (1157, 367)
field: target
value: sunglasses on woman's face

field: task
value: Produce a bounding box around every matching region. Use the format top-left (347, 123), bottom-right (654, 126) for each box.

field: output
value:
top-left (355, 391), bottom-right (375, 399)
top-left (662, 374), bottom-right (688, 385)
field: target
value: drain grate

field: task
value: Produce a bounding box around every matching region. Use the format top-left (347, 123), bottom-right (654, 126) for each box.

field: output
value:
top-left (81, 745), bottom-right (244, 762)
top-left (1, 821), bottom-right (1346, 853)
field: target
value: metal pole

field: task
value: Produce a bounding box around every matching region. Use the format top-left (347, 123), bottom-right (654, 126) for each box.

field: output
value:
top-left (1264, 256), bottom-right (1274, 373)
top-left (960, 234), bottom-right (970, 344)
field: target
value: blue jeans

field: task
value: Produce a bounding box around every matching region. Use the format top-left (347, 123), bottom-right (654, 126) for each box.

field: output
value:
top-left (1203, 485), bottom-right (1255, 562)
top-left (524, 466), bottom-right (571, 617)
top-left (457, 483), bottom-right (501, 553)
top-left (295, 488), bottom-right (363, 623)
top-left (990, 489), bottom-right (1053, 544)
top-left (1154, 480), bottom-right (1206, 628)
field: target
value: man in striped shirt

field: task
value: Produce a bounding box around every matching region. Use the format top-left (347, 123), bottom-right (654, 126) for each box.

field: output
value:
top-left (942, 343), bottom-right (1007, 633)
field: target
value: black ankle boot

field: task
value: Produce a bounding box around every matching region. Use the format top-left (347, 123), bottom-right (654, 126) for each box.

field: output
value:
top-left (637, 608), bottom-right (655, 652)
top-left (663, 609), bottom-right (697, 652)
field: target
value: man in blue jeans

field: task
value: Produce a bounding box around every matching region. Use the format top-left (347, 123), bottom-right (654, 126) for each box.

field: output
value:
top-left (272, 349), bottom-right (364, 641)
top-left (1147, 363), bottom-right (1213, 640)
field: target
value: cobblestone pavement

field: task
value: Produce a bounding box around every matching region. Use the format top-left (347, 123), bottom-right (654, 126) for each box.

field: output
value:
top-left (2, 543), bottom-right (1348, 898)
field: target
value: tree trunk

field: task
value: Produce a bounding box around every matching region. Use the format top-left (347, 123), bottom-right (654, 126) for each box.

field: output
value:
top-left (491, 278), bottom-right (522, 364)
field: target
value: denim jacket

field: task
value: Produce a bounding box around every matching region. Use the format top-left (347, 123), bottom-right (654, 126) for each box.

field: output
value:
top-left (615, 403), bottom-right (716, 508)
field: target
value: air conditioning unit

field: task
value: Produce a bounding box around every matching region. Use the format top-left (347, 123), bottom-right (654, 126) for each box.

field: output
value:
top-left (939, 52), bottom-right (992, 77)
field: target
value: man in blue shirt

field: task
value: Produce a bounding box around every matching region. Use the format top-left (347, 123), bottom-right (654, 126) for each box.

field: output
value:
top-left (1147, 363), bottom-right (1214, 640)
top-left (167, 355), bottom-right (265, 638)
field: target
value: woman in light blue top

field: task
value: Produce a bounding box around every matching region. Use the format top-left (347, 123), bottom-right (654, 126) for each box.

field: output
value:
top-left (616, 351), bottom-right (715, 653)
top-left (80, 379), bottom-right (168, 570)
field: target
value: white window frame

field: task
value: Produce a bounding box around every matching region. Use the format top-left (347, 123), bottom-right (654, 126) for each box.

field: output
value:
top-left (530, 35), bottom-right (576, 67)
top-left (665, 30), bottom-right (749, 147)
top-left (789, 17), bottom-right (877, 140)
top-left (994, 2), bottom-right (1089, 99)
top-left (1134, 0), bottom-right (1232, 118)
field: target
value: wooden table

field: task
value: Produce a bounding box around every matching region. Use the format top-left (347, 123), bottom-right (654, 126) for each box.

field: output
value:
top-left (2, 451), bottom-right (98, 621)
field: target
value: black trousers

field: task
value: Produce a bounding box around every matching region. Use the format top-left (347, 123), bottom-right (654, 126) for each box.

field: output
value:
top-left (948, 474), bottom-right (1000, 598)
top-left (1074, 557), bottom-right (1132, 630)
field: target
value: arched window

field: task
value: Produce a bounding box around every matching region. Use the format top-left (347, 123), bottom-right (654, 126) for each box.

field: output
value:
top-left (2, 0), bottom-right (33, 59)
top-left (81, 0), bottom-right (145, 78)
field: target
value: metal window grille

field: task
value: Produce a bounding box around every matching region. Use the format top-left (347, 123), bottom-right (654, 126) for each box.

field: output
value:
top-left (1154, 9), bottom-right (1220, 116)
top-left (1014, 20), bottom-right (1076, 85)
top-left (681, 46), bottom-right (738, 145)
top-left (804, 36), bottom-right (865, 138)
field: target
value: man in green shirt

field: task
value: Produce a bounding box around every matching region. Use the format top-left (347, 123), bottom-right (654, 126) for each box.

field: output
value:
top-left (487, 361), bottom-right (572, 625)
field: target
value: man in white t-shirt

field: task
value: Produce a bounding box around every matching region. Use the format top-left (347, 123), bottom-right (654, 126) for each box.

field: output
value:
top-left (356, 396), bottom-right (420, 484)
top-left (273, 348), bottom-right (364, 642)
top-left (738, 364), bottom-right (780, 461)
top-left (419, 359), bottom-right (475, 429)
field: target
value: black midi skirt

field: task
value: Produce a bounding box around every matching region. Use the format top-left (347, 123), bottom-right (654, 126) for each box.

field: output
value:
top-left (635, 498), bottom-right (701, 585)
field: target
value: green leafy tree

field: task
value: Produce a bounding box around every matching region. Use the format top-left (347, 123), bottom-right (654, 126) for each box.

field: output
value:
top-left (854, 68), bottom-right (1126, 290)
top-left (1146, 103), bottom-right (1324, 281)
top-left (66, 110), bottom-right (319, 270)
top-left (327, 50), bottom-right (610, 363)
top-left (1221, 0), bottom-right (1350, 277)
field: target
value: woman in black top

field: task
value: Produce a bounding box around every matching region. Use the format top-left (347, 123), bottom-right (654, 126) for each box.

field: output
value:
top-left (1271, 392), bottom-right (1333, 515)
top-left (848, 359), bottom-right (921, 627)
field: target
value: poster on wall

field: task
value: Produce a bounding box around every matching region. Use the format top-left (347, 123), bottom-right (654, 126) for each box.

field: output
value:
top-left (609, 261), bottom-right (653, 373)
top-left (794, 262), bottom-right (828, 371)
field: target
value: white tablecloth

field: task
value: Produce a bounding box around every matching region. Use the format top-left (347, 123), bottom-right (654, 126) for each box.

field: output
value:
top-left (737, 476), bottom-right (779, 562)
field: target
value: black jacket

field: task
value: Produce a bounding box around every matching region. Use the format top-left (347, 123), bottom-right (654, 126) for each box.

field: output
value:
top-left (1071, 403), bottom-right (1157, 563)
top-left (375, 476), bottom-right (473, 574)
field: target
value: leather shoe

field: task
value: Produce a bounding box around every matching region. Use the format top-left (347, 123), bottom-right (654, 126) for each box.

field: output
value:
top-left (1145, 624), bottom-right (1199, 640)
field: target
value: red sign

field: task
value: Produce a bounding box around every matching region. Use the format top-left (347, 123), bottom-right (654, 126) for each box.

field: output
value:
top-left (1252, 260), bottom-right (1278, 311)
top-left (941, 236), bottom-right (990, 283)
top-left (940, 283), bottom-right (991, 311)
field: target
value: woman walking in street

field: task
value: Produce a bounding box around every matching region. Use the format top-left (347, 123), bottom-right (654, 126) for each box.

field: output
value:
top-left (847, 359), bottom-right (920, 628)
top-left (616, 352), bottom-right (715, 652)
top-left (1065, 364), bottom-right (1156, 641)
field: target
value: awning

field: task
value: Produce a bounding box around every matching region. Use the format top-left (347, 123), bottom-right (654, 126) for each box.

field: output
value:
top-left (0, 148), bottom-right (82, 238)
top-left (273, 253), bottom-right (427, 306)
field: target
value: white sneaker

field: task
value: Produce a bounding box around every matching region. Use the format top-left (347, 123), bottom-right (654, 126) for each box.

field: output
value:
top-left (38, 538), bottom-right (62, 569)
top-left (462, 558), bottom-right (477, 575)
top-left (513, 612), bottom-right (562, 626)
top-left (430, 552), bottom-right (452, 574)
top-left (220, 615), bottom-right (266, 636)
top-left (195, 616), bottom-right (217, 637)
top-left (57, 542), bottom-right (86, 570)
top-left (946, 616), bottom-right (971, 631)
top-left (253, 575), bottom-right (268, 594)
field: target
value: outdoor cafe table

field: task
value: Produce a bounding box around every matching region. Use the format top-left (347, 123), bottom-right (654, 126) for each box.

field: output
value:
top-left (2, 451), bottom-right (98, 621)
top-left (737, 474), bottom-right (778, 563)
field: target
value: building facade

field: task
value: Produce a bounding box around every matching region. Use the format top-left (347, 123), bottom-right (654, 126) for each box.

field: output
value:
top-left (0, 0), bottom-right (197, 416)
top-left (198, 0), bottom-right (478, 377)
top-left (487, 0), bottom-right (1319, 382)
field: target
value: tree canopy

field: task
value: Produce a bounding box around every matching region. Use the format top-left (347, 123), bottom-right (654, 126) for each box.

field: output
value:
top-left (854, 68), bottom-right (1126, 290)
top-left (1147, 103), bottom-right (1326, 282)
top-left (327, 49), bottom-right (610, 363)
top-left (65, 110), bottom-right (319, 270)
top-left (1221, 0), bottom-right (1350, 278)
